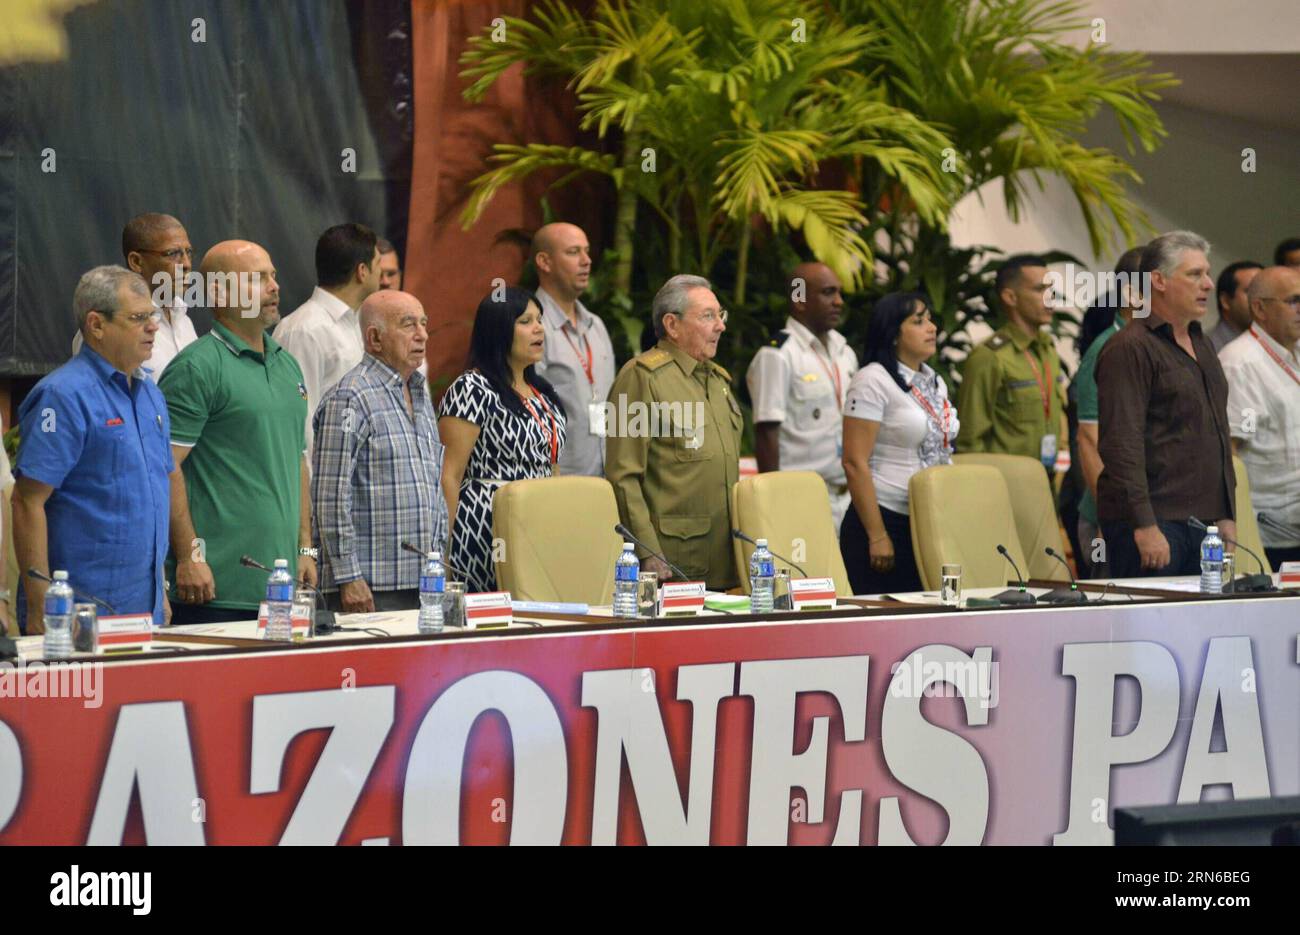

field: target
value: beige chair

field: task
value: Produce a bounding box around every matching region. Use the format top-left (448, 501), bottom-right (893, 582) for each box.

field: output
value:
top-left (1232, 454), bottom-right (1272, 574)
top-left (954, 453), bottom-right (1069, 581)
top-left (491, 476), bottom-right (623, 603)
top-left (908, 464), bottom-right (1029, 590)
top-left (730, 471), bottom-right (851, 595)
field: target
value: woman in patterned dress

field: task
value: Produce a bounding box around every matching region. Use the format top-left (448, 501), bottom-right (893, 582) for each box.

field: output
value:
top-left (439, 288), bottom-right (568, 593)
top-left (840, 292), bottom-right (959, 595)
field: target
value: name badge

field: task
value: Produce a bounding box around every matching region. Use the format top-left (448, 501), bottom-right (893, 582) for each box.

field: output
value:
top-left (659, 581), bottom-right (706, 616)
top-left (790, 577), bottom-right (837, 611)
top-left (1279, 562), bottom-right (1300, 588)
top-left (95, 614), bottom-right (154, 653)
top-left (588, 401), bottom-right (607, 437)
top-left (1040, 433), bottom-right (1057, 469)
top-left (465, 591), bottom-right (513, 629)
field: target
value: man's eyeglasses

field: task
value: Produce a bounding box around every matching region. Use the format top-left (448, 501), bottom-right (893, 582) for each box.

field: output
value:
top-left (122, 310), bottom-right (163, 327)
top-left (137, 247), bottom-right (194, 262)
top-left (673, 309), bottom-right (729, 325)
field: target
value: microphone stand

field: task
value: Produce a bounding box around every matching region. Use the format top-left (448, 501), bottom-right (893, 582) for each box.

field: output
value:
top-left (1186, 518), bottom-right (1274, 592)
top-left (1040, 548), bottom-right (1088, 604)
top-left (27, 568), bottom-right (118, 614)
top-left (730, 529), bottom-right (809, 578)
top-left (239, 555), bottom-right (337, 635)
top-left (993, 545), bottom-right (1037, 605)
top-left (614, 523), bottom-right (689, 581)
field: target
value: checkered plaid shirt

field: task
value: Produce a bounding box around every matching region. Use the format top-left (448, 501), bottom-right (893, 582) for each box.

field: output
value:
top-left (311, 355), bottom-right (448, 592)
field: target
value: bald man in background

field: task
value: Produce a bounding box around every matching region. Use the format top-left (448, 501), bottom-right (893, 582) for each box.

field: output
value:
top-left (746, 262), bottom-right (859, 529)
top-left (159, 240), bottom-right (315, 625)
top-left (532, 222), bottom-right (616, 476)
top-left (312, 290), bottom-right (447, 612)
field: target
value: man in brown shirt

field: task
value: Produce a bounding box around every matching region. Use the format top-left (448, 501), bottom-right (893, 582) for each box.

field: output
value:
top-left (1096, 231), bottom-right (1236, 577)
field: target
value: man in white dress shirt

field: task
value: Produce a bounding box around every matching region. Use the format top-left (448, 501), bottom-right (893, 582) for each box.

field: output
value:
top-left (1221, 265), bottom-right (1300, 568)
top-left (746, 262), bottom-right (859, 530)
top-left (273, 222), bottom-right (381, 455)
top-left (71, 213), bottom-right (198, 378)
top-left (532, 222), bottom-right (616, 476)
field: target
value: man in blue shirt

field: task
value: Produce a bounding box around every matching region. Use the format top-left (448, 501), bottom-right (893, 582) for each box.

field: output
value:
top-left (13, 266), bottom-right (175, 631)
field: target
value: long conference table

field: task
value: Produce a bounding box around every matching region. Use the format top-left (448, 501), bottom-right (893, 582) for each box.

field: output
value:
top-left (1, 576), bottom-right (1296, 845)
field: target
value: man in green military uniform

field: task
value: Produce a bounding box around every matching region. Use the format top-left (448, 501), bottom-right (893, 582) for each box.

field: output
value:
top-left (957, 254), bottom-right (1068, 467)
top-left (605, 274), bottom-right (743, 589)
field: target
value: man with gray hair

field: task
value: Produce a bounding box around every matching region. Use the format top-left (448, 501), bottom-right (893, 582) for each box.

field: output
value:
top-left (1096, 231), bottom-right (1237, 577)
top-left (605, 274), bottom-right (743, 588)
top-left (311, 290), bottom-right (448, 612)
top-left (13, 266), bottom-right (175, 632)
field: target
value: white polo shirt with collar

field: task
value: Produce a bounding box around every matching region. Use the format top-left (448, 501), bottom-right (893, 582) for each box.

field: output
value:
top-left (534, 286), bottom-right (616, 476)
top-left (746, 315), bottom-right (859, 529)
top-left (272, 285), bottom-right (365, 457)
top-left (1221, 323), bottom-right (1300, 547)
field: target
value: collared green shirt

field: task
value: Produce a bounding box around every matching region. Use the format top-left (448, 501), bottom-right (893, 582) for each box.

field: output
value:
top-left (1075, 317), bottom-right (1123, 524)
top-left (956, 322), bottom-right (1067, 460)
top-left (158, 322), bottom-right (308, 609)
top-left (605, 339), bottom-right (743, 589)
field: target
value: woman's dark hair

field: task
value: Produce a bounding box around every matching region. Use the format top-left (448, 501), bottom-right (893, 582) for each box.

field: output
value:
top-left (862, 291), bottom-right (933, 392)
top-left (467, 286), bottom-right (566, 419)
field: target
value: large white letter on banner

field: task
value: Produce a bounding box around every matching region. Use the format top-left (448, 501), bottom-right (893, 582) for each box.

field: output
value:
top-left (740, 656), bottom-right (869, 845)
top-left (582, 663), bottom-right (734, 845)
top-left (402, 671), bottom-right (566, 845)
top-left (878, 645), bottom-right (992, 845)
top-left (1178, 636), bottom-right (1269, 801)
top-left (250, 687), bottom-right (395, 844)
top-left (1054, 641), bottom-right (1178, 845)
top-left (87, 701), bottom-right (205, 844)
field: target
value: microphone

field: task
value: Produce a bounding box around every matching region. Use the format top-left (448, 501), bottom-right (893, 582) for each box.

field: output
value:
top-left (1259, 512), bottom-right (1300, 542)
top-left (1040, 547), bottom-right (1087, 604)
top-left (1186, 518), bottom-right (1274, 592)
top-left (992, 545), bottom-right (1036, 605)
top-left (27, 568), bottom-right (117, 614)
top-left (240, 555), bottom-right (338, 634)
top-left (614, 523), bottom-right (688, 581)
top-left (731, 529), bottom-right (809, 578)
top-left (401, 541), bottom-right (468, 582)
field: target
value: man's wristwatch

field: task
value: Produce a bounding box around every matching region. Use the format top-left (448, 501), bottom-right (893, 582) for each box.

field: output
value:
top-left (298, 547), bottom-right (319, 560)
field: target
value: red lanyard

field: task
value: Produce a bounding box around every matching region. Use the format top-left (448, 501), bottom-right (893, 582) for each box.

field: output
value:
top-left (560, 327), bottom-right (594, 387)
top-left (1021, 349), bottom-right (1052, 419)
top-left (812, 345), bottom-right (843, 410)
top-left (1249, 325), bottom-right (1300, 388)
top-left (910, 385), bottom-right (951, 449)
top-left (518, 390), bottom-right (559, 466)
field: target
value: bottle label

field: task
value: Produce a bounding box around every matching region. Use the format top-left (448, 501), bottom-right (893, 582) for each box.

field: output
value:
top-left (266, 583), bottom-right (294, 602)
top-left (45, 595), bottom-right (73, 616)
top-left (1202, 543), bottom-right (1224, 563)
top-left (420, 575), bottom-right (446, 594)
top-left (616, 562), bottom-right (640, 583)
top-left (753, 558), bottom-right (775, 578)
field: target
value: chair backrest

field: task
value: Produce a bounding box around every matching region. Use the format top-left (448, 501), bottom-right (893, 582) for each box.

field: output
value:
top-left (908, 464), bottom-right (1029, 590)
top-left (954, 453), bottom-right (1069, 581)
top-left (491, 476), bottom-right (622, 603)
top-left (730, 471), bottom-right (851, 595)
top-left (1232, 454), bottom-right (1272, 574)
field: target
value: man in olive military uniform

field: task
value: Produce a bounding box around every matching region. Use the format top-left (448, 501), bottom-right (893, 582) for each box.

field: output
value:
top-left (957, 254), bottom-right (1068, 468)
top-left (605, 274), bottom-right (743, 589)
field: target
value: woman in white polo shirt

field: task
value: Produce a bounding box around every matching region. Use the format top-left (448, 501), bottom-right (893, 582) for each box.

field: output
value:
top-left (840, 292), bottom-right (958, 594)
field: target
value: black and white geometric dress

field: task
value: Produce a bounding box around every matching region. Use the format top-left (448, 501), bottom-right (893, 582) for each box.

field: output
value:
top-left (440, 369), bottom-right (568, 593)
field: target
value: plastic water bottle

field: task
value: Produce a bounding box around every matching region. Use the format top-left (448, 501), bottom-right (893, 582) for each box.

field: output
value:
top-left (1199, 526), bottom-right (1225, 594)
top-left (418, 551), bottom-right (446, 634)
top-left (265, 559), bottom-right (295, 641)
top-left (612, 542), bottom-right (639, 618)
top-left (749, 539), bottom-right (776, 613)
top-left (43, 570), bottom-right (75, 659)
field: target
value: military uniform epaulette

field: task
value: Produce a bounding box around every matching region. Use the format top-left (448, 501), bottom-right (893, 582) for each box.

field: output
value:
top-left (710, 361), bottom-right (732, 381)
top-left (986, 333), bottom-right (1008, 350)
top-left (768, 329), bottom-right (791, 348)
top-left (635, 347), bottom-right (673, 370)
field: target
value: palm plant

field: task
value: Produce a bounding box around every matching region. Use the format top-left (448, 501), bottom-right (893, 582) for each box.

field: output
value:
top-left (459, 0), bottom-right (956, 317)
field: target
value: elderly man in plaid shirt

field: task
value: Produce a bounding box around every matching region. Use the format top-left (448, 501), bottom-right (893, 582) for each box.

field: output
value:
top-left (312, 290), bottom-right (448, 612)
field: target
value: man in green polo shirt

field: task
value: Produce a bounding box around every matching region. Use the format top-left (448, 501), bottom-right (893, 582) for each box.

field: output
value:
top-left (159, 240), bottom-right (316, 624)
top-left (957, 254), bottom-right (1068, 468)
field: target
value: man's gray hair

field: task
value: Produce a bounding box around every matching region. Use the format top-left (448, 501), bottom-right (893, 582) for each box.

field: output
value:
top-left (651, 274), bottom-right (713, 339)
top-left (1140, 230), bottom-right (1211, 278)
top-left (73, 265), bottom-right (149, 330)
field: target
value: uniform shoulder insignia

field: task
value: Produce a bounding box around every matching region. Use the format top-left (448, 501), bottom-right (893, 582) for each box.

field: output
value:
top-left (768, 329), bottom-right (791, 348)
top-left (986, 333), bottom-right (1007, 350)
top-left (711, 361), bottom-right (733, 381)
top-left (635, 348), bottom-right (672, 370)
